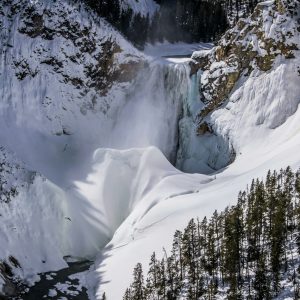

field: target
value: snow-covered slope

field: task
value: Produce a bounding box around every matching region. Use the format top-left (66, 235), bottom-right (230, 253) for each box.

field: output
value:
top-left (0, 0), bottom-right (149, 184)
top-left (0, 0), bottom-right (192, 295)
top-left (0, 0), bottom-right (300, 298)
top-left (0, 146), bottom-right (70, 295)
top-left (92, 0), bottom-right (300, 298)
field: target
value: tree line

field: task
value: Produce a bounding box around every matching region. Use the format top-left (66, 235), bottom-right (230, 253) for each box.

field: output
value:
top-left (82, 0), bottom-right (262, 49)
top-left (111, 167), bottom-right (300, 299)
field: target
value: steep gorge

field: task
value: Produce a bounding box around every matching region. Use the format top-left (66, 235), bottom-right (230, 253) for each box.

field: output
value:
top-left (0, 0), bottom-right (227, 296)
top-left (0, 0), bottom-right (299, 299)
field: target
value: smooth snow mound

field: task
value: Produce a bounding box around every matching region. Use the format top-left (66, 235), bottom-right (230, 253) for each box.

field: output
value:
top-left (73, 146), bottom-right (177, 239)
top-left (93, 116), bottom-right (300, 299)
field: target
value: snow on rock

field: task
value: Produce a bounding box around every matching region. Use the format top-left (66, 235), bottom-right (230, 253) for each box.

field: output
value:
top-left (181, 0), bottom-right (300, 173)
top-left (120, 0), bottom-right (159, 17)
top-left (0, 146), bottom-right (69, 294)
top-left (92, 1), bottom-right (300, 298)
top-left (0, 0), bottom-right (145, 166)
top-left (193, 0), bottom-right (299, 118)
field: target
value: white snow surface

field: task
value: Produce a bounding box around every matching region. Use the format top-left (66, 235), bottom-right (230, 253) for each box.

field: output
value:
top-left (0, 0), bottom-right (300, 299)
top-left (91, 2), bottom-right (300, 299)
top-left (92, 117), bottom-right (300, 299)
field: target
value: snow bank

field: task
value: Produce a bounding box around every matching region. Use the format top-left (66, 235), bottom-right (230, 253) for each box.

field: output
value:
top-left (93, 107), bottom-right (300, 299)
top-left (0, 147), bottom-right (69, 290)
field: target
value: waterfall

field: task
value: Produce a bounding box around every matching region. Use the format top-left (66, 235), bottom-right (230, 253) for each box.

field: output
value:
top-left (108, 60), bottom-right (191, 164)
top-left (107, 59), bottom-right (231, 174)
top-left (176, 70), bottom-right (205, 172)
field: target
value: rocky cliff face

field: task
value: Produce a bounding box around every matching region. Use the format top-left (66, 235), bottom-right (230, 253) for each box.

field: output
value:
top-left (0, 145), bottom-right (67, 297)
top-left (0, 0), bottom-right (145, 137)
top-left (0, 0), bottom-right (149, 295)
top-left (186, 0), bottom-right (300, 172)
top-left (0, 147), bottom-right (37, 297)
top-left (192, 0), bottom-right (299, 120)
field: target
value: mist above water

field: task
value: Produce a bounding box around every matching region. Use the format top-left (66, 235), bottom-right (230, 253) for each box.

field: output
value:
top-left (108, 60), bottom-right (191, 164)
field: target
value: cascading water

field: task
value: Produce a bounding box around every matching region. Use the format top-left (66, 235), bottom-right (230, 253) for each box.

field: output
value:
top-left (63, 57), bottom-right (212, 258)
top-left (108, 60), bottom-right (191, 164)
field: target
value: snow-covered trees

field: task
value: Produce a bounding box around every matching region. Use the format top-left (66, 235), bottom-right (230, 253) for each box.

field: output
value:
top-left (126, 263), bottom-right (145, 300)
top-left (122, 167), bottom-right (300, 299)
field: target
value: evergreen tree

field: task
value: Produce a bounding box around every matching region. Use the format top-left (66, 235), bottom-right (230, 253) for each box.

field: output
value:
top-left (122, 167), bottom-right (300, 300)
top-left (254, 255), bottom-right (271, 299)
top-left (130, 263), bottom-right (145, 300)
top-left (146, 252), bottom-right (161, 299)
top-left (123, 288), bottom-right (132, 300)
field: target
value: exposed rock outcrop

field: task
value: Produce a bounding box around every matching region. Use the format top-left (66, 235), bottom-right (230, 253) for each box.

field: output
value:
top-left (0, 0), bottom-right (146, 135)
top-left (0, 257), bottom-right (20, 298)
top-left (179, 0), bottom-right (300, 173)
top-left (192, 0), bottom-right (299, 120)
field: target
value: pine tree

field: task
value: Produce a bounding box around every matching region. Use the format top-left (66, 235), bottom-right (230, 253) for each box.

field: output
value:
top-left (224, 206), bottom-right (242, 298)
top-left (254, 255), bottom-right (271, 299)
top-left (172, 230), bottom-right (183, 282)
top-left (130, 263), bottom-right (145, 300)
top-left (146, 252), bottom-right (161, 299)
top-left (157, 258), bottom-right (166, 299)
top-left (123, 288), bottom-right (132, 300)
top-left (122, 167), bottom-right (300, 300)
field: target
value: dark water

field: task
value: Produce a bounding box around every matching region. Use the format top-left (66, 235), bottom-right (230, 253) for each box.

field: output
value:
top-left (13, 260), bottom-right (92, 300)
